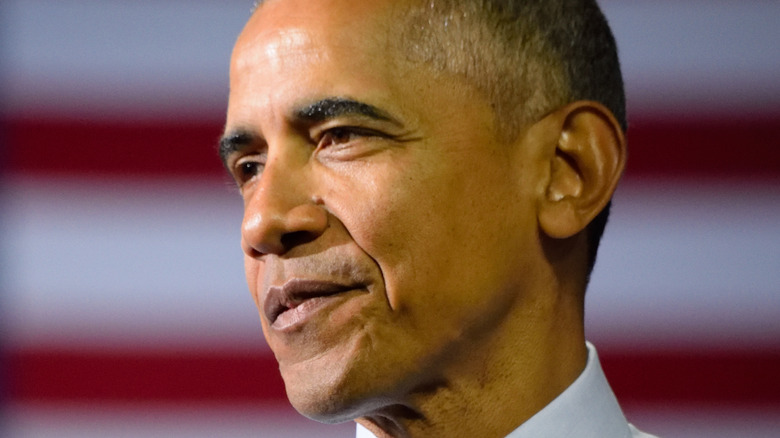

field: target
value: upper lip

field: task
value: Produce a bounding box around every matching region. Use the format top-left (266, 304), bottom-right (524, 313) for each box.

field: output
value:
top-left (263, 278), bottom-right (358, 324)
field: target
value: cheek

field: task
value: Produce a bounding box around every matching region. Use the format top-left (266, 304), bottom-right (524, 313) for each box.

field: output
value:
top-left (327, 161), bottom-right (426, 253)
top-left (328, 161), bottom-right (459, 303)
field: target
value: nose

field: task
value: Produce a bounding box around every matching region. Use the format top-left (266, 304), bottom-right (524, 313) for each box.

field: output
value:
top-left (240, 159), bottom-right (328, 258)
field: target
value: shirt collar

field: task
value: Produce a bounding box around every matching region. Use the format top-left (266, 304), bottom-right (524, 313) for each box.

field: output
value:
top-left (356, 342), bottom-right (633, 438)
top-left (504, 341), bottom-right (633, 438)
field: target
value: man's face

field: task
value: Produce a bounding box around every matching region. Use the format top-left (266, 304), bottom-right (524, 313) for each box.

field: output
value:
top-left (224, 0), bottom-right (545, 421)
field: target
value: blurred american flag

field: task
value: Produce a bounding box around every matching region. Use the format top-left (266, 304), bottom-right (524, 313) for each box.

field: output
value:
top-left (2, 1), bottom-right (779, 437)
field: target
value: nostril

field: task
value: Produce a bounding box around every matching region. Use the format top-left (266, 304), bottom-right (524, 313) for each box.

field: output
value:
top-left (241, 235), bottom-right (274, 258)
top-left (280, 229), bottom-right (321, 250)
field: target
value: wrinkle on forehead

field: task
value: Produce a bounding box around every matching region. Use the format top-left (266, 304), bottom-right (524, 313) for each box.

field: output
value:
top-left (227, 0), bottom-right (432, 129)
top-left (234, 27), bottom-right (327, 76)
top-left (263, 29), bottom-right (316, 71)
top-left (240, 0), bottom-right (404, 61)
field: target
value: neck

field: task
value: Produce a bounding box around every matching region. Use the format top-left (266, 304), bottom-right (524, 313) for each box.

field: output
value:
top-left (356, 288), bottom-right (588, 438)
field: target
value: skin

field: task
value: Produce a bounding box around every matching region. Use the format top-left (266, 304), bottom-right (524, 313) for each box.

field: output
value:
top-left (221, 0), bottom-right (625, 436)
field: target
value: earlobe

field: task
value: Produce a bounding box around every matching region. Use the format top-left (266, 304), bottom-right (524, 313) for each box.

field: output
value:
top-left (537, 101), bottom-right (626, 239)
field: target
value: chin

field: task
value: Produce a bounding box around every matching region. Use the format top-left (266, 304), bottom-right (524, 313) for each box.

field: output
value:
top-left (281, 358), bottom-right (375, 424)
top-left (286, 380), bottom-right (375, 424)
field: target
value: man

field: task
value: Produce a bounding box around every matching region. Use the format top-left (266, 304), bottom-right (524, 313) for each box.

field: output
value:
top-left (219, 0), bottom-right (655, 436)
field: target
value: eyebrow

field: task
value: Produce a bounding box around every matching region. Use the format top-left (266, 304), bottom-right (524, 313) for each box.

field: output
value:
top-left (294, 97), bottom-right (400, 126)
top-left (218, 130), bottom-right (256, 167)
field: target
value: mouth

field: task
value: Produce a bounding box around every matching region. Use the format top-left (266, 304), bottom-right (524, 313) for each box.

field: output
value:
top-left (263, 278), bottom-right (362, 329)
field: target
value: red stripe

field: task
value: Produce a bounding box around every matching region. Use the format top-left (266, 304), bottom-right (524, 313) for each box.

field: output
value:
top-left (3, 117), bottom-right (226, 179)
top-left (5, 349), bottom-right (287, 404)
top-left (4, 115), bottom-right (780, 179)
top-left (6, 347), bottom-right (780, 406)
top-left (601, 347), bottom-right (780, 407)
top-left (625, 115), bottom-right (780, 180)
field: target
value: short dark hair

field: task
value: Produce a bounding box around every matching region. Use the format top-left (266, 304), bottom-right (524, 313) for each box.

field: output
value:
top-left (398, 0), bottom-right (625, 273)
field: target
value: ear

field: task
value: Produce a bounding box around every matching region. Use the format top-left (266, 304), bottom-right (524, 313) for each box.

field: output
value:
top-left (537, 101), bottom-right (626, 239)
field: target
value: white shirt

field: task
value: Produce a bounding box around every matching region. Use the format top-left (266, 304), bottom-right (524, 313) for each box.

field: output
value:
top-left (356, 342), bottom-right (657, 438)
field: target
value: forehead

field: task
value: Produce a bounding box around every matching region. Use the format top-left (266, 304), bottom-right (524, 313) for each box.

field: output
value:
top-left (226, 0), bottom-right (500, 144)
top-left (234, 0), bottom-right (401, 66)
top-left (229, 0), bottom-right (409, 110)
top-left (250, 0), bottom-right (401, 28)
top-left (228, 0), bottom-right (444, 130)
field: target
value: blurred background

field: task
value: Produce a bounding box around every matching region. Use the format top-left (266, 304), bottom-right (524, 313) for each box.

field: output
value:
top-left (1, 0), bottom-right (779, 436)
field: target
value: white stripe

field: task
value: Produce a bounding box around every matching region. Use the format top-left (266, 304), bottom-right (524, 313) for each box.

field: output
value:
top-left (4, 403), bottom-right (355, 438)
top-left (3, 177), bottom-right (779, 349)
top-left (587, 180), bottom-right (780, 348)
top-left (2, 177), bottom-right (260, 350)
top-left (5, 403), bottom-right (780, 438)
top-left (600, 0), bottom-right (780, 115)
top-left (1, 0), bottom-right (249, 120)
top-left (2, 1), bottom-right (779, 118)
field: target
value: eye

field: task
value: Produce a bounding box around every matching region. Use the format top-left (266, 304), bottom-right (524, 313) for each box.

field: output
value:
top-left (232, 156), bottom-right (264, 186)
top-left (317, 127), bottom-right (377, 149)
top-left (240, 161), bottom-right (261, 178)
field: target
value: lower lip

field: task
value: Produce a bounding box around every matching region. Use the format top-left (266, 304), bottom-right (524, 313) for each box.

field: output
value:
top-left (271, 294), bottom-right (344, 331)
